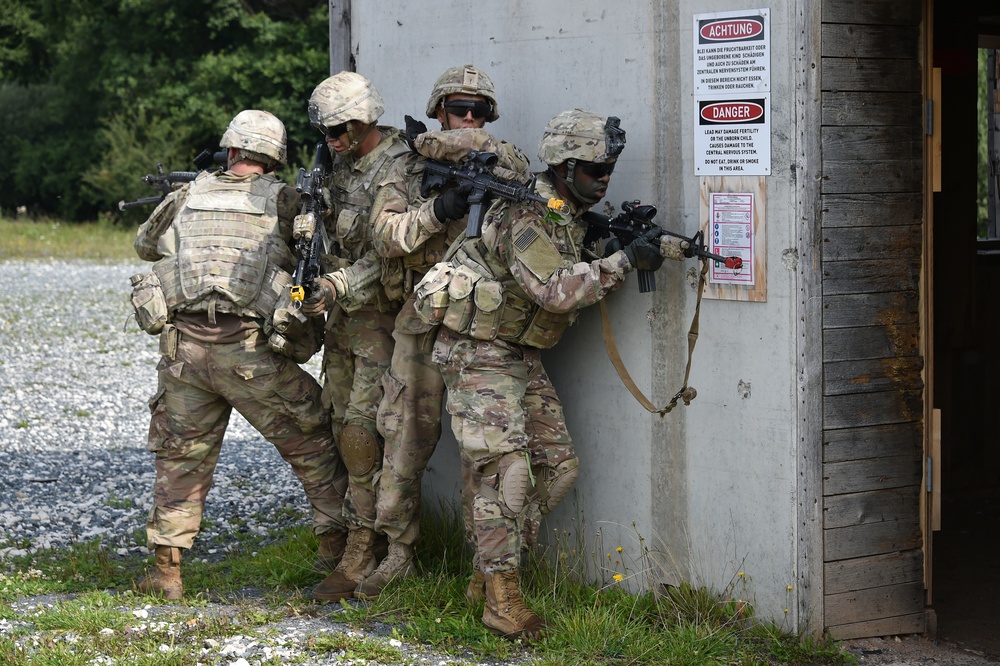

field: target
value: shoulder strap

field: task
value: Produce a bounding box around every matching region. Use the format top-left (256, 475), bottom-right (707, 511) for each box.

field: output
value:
top-left (599, 258), bottom-right (707, 416)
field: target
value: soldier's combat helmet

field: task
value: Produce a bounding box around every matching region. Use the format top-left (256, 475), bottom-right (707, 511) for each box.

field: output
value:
top-left (220, 110), bottom-right (287, 171)
top-left (308, 71), bottom-right (385, 130)
top-left (537, 109), bottom-right (626, 166)
top-left (425, 65), bottom-right (499, 122)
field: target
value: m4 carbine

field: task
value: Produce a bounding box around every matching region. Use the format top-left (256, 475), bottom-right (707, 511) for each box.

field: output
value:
top-left (583, 200), bottom-right (743, 293)
top-left (118, 149), bottom-right (227, 211)
top-left (420, 150), bottom-right (569, 238)
top-left (290, 142), bottom-right (332, 303)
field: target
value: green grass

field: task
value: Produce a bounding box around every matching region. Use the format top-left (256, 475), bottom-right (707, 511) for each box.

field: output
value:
top-left (0, 217), bottom-right (137, 262)
top-left (0, 505), bottom-right (857, 665)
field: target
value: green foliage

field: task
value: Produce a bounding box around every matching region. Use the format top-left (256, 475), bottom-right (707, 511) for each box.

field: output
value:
top-left (0, 2), bottom-right (48, 81)
top-left (81, 112), bottom-right (191, 226)
top-left (0, 0), bottom-right (329, 221)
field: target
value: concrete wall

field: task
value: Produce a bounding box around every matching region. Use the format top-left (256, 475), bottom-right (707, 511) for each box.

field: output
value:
top-left (353, 0), bottom-right (802, 626)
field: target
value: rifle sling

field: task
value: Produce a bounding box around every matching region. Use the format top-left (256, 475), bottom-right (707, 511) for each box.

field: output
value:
top-left (598, 257), bottom-right (708, 416)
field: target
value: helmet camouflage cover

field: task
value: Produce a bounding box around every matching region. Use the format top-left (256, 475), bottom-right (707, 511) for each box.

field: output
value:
top-left (425, 64), bottom-right (499, 122)
top-left (309, 71), bottom-right (385, 128)
top-left (220, 109), bottom-right (288, 168)
top-left (536, 109), bottom-right (626, 166)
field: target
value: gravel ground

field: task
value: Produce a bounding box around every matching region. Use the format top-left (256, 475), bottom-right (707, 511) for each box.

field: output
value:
top-left (2, 260), bottom-right (997, 666)
top-left (0, 260), bottom-right (316, 561)
top-left (0, 259), bottom-right (528, 665)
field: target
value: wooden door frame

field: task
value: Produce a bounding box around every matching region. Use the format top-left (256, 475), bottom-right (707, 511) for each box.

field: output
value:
top-left (920, 0), bottom-right (941, 606)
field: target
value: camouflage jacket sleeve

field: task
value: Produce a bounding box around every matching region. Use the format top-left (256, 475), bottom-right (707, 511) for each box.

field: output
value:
top-left (371, 154), bottom-right (446, 258)
top-left (134, 187), bottom-right (187, 261)
top-left (325, 247), bottom-right (382, 302)
top-left (498, 206), bottom-right (633, 315)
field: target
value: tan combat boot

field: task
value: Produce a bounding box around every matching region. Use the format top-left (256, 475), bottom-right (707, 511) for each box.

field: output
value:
top-left (137, 545), bottom-right (183, 600)
top-left (482, 569), bottom-right (545, 640)
top-left (314, 529), bottom-right (348, 573)
top-left (465, 569), bottom-right (486, 605)
top-left (311, 527), bottom-right (378, 602)
top-left (354, 541), bottom-right (416, 600)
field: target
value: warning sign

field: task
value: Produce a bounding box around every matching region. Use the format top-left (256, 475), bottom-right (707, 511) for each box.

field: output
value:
top-left (694, 10), bottom-right (770, 94)
top-left (694, 97), bottom-right (771, 175)
top-left (693, 8), bottom-right (771, 177)
top-left (708, 193), bottom-right (755, 286)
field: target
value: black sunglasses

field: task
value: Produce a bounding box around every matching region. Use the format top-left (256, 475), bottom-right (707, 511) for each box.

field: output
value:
top-left (315, 121), bottom-right (350, 139)
top-left (579, 161), bottom-right (616, 178)
top-left (442, 100), bottom-right (492, 120)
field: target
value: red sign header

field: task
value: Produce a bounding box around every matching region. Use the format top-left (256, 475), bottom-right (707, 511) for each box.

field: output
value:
top-left (700, 101), bottom-right (765, 123)
top-left (699, 17), bottom-right (764, 43)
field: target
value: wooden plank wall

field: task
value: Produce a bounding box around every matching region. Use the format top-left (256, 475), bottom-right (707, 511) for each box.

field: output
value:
top-left (819, 0), bottom-right (927, 640)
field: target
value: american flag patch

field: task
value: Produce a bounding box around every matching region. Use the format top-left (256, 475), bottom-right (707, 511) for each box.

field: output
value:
top-left (513, 227), bottom-right (539, 252)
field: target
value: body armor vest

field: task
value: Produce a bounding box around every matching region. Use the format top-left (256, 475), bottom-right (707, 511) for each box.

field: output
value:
top-left (326, 130), bottom-right (409, 311)
top-left (426, 176), bottom-right (584, 349)
top-left (153, 172), bottom-right (293, 321)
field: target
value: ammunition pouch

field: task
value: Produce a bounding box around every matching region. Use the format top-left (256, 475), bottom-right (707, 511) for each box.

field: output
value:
top-left (129, 271), bottom-right (168, 335)
top-left (413, 262), bottom-right (452, 326)
top-left (413, 260), bottom-right (570, 348)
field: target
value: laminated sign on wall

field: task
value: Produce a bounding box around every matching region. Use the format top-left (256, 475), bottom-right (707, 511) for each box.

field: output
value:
top-left (693, 9), bottom-right (771, 176)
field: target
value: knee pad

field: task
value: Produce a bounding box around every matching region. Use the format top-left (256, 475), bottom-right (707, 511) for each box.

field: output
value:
top-left (338, 424), bottom-right (381, 477)
top-left (539, 456), bottom-right (579, 515)
top-left (496, 452), bottom-right (533, 518)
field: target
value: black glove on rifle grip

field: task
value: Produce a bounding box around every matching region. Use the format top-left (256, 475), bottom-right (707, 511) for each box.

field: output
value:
top-left (624, 232), bottom-right (665, 272)
top-left (433, 182), bottom-right (473, 221)
top-left (404, 115), bottom-right (428, 150)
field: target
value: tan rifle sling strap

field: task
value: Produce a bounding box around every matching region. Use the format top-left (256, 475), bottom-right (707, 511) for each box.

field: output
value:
top-left (598, 257), bottom-right (708, 416)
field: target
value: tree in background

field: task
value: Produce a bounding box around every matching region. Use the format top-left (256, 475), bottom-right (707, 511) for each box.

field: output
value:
top-left (0, 0), bottom-right (329, 222)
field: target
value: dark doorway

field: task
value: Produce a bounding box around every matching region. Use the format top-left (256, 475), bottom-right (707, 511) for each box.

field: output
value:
top-left (928, 1), bottom-right (1000, 658)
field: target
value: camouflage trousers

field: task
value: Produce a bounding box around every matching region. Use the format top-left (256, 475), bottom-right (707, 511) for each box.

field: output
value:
top-left (373, 298), bottom-right (446, 545)
top-left (433, 326), bottom-right (577, 573)
top-left (321, 306), bottom-right (397, 528)
top-left (145, 328), bottom-right (348, 549)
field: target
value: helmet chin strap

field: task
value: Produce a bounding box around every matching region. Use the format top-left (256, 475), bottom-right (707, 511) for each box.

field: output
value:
top-left (552, 159), bottom-right (600, 206)
top-left (346, 121), bottom-right (376, 154)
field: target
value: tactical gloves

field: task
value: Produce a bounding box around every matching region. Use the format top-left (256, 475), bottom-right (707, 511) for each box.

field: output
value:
top-left (404, 115), bottom-right (428, 150)
top-left (433, 182), bottom-right (473, 221)
top-left (302, 276), bottom-right (337, 316)
top-left (624, 234), bottom-right (665, 272)
top-left (603, 227), bottom-right (667, 272)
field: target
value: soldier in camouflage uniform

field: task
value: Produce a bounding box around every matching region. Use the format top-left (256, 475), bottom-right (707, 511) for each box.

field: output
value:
top-left (132, 110), bottom-right (349, 600)
top-left (416, 109), bottom-right (686, 638)
top-left (355, 65), bottom-right (523, 599)
top-left (297, 72), bottom-right (410, 602)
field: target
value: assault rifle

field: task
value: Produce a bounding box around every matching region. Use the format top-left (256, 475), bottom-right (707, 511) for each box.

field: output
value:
top-left (583, 200), bottom-right (743, 293)
top-left (290, 142), bottom-right (332, 303)
top-left (118, 149), bottom-right (227, 211)
top-left (420, 150), bottom-right (569, 238)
